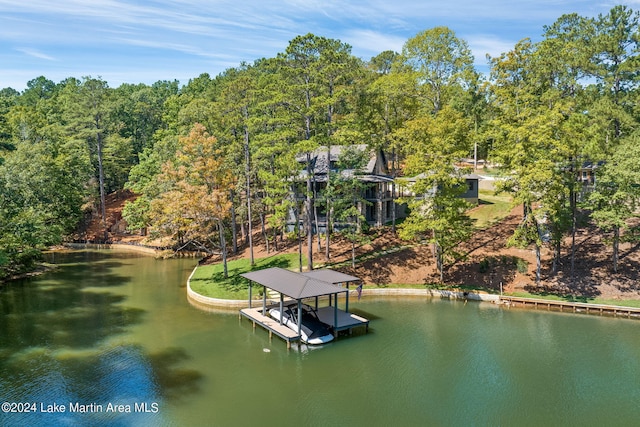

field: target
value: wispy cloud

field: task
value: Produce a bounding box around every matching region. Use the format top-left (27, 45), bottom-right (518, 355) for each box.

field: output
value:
top-left (343, 30), bottom-right (406, 56)
top-left (116, 37), bottom-right (238, 61)
top-left (466, 35), bottom-right (519, 63)
top-left (1, 0), bottom-right (638, 90)
top-left (15, 48), bottom-right (56, 61)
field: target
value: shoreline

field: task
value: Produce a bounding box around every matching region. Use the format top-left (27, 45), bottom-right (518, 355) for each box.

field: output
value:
top-left (185, 264), bottom-right (640, 321)
top-left (185, 263), bottom-right (500, 312)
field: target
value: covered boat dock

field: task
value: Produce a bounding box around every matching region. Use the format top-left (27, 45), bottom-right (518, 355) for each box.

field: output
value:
top-left (239, 267), bottom-right (369, 348)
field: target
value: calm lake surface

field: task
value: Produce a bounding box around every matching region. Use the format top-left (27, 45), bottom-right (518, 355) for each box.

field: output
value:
top-left (1, 250), bottom-right (639, 426)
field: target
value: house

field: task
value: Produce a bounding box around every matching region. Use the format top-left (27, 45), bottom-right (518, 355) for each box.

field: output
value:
top-left (400, 171), bottom-right (481, 205)
top-left (579, 161), bottom-right (603, 186)
top-left (290, 144), bottom-right (405, 232)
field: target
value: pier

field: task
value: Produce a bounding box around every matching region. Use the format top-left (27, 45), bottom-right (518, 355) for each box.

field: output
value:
top-left (239, 307), bottom-right (300, 349)
top-left (499, 296), bottom-right (640, 319)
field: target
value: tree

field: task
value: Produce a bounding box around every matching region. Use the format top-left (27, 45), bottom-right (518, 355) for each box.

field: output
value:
top-left (359, 52), bottom-right (419, 232)
top-left (402, 27), bottom-right (476, 114)
top-left (393, 28), bottom-right (478, 282)
top-left (277, 33), bottom-right (359, 269)
top-left (588, 134), bottom-right (640, 273)
top-left (61, 77), bottom-right (133, 241)
top-left (397, 106), bottom-right (474, 282)
top-left (0, 88), bottom-right (19, 160)
top-left (330, 146), bottom-right (371, 267)
top-left (588, 6), bottom-right (639, 146)
top-left (148, 124), bottom-right (233, 275)
top-left (212, 64), bottom-right (260, 264)
top-left (488, 38), bottom-right (579, 283)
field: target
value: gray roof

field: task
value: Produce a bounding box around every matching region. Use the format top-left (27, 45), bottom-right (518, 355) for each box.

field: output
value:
top-left (241, 267), bottom-right (347, 299)
top-left (296, 144), bottom-right (381, 175)
top-left (301, 269), bottom-right (361, 284)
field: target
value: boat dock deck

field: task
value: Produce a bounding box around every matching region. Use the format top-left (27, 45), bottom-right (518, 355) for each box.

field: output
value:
top-left (316, 306), bottom-right (369, 333)
top-left (239, 304), bottom-right (370, 348)
top-left (239, 307), bottom-right (301, 348)
top-left (499, 296), bottom-right (640, 318)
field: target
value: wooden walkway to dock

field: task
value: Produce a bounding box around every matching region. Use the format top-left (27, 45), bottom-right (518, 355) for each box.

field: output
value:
top-left (499, 296), bottom-right (640, 319)
top-left (239, 307), bottom-right (300, 348)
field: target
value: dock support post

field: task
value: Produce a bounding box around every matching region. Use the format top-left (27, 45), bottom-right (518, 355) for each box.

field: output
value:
top-left (262, 286), bottom-right (267, 315)
top-left (279, 294), bottom-right (284, 325)
top-left (345, 283), bottom-right (349, 313)
top-left (334, 293), bottom-right (338, 336)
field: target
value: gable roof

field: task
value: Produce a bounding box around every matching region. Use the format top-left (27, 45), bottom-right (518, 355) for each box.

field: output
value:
top-left (296, 144), bottom-right (386, 175)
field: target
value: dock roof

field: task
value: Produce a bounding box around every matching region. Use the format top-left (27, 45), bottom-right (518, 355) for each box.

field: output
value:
top-left (241, 267), bottom-right (347, 299)
top-left (301, 269), bottom-right (360, 284)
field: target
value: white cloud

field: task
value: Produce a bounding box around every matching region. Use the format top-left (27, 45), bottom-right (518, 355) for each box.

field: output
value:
top-left (344, 30), bottom-right (406, 57)
top-left (466, 35), bottom-right (518, 63)
top-left (1, 0), bottom-right (639, 90)
top-left (15, 48), bottom-right (56, 61)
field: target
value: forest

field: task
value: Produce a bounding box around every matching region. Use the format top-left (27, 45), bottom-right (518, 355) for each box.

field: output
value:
top-left (0, 5), bottom-right (639, 282)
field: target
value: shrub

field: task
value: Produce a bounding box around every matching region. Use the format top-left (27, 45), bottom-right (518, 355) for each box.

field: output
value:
top-left (479, 257), bottom-right (491, 273)
top-left (515, 258), bottom-right (528, 274)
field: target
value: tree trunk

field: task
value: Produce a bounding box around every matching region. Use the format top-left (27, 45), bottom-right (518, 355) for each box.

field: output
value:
top-left (244, 122), bottom-right (254, 266)
top-left (391, 181), bottom-right (397, 234)
top-left (296, 204), bottom-right (303, 273)
top-left (535, 243), bottom-right (541, 285)
top-left (352, 240), bottom-right (356, 268)
top-left (325, 144), bottom-right (331, 261)
top-left (437, 244), bottom-right (444, 283)
top-left (570, 185), bottom-right (577, 281)
top-left (273, 226), bottom-right (278, 251)
top-left (240, 215), bottom-right (246, 245)
top-left (313, 184), bottom-right (321, 253)
top-left (613, 225), bottom-right (620, 273)
top-left (96, 132), bottom-right (107, 241)
top-left (260, 211), bottom-right (269, 254)
top-left (230, 190), bottom-right (238, 254)
top-left (306, 153), bottom-right (314, 271)
top-left (219, 221), bottom-right (228, 279)
top-left (552, 238), bottom-right (561, 274)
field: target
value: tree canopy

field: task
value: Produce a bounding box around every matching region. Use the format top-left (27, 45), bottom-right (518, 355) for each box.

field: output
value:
top-left (1, 6), bottom-right (639, 281)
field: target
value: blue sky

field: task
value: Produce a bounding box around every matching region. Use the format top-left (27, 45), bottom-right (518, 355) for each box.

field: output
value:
top-left (0, 1), bottom-right (637, 91)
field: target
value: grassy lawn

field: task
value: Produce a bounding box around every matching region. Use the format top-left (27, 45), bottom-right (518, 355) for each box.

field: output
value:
top-left (469, 189), bottom-right (513, 229)
top-left (189, 253), bottom-right (305, 299)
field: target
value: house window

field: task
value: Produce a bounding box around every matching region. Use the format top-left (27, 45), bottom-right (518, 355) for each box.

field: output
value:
top-left (467, 180), bottom-right (474, 191)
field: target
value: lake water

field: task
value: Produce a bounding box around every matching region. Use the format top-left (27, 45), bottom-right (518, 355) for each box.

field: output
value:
top-left (1, 250), bottom-right (639, 426)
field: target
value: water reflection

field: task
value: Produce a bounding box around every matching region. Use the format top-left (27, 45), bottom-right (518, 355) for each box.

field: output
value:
top-left (0, 252), bottom-right (141, 353)
top-left (0, 344), bottom-right (171, 426)
top-left (147, 347), bottom-right (203, 401)
top-left (0, 251), bottom-right (203, 426)
top-left (2, 251), bottom-right (640, 426)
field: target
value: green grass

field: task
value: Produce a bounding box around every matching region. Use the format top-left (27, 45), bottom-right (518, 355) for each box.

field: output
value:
top-left (189, 253), bottom-right (305, 299)
top-left (469, 189), bottom-right (513, 229)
